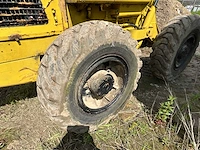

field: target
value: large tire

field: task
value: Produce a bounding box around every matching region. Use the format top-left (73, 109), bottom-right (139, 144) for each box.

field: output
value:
top-left (150, 14), bottom-right (200, 81)
top-left (36, 20), bottom-right (142, 130)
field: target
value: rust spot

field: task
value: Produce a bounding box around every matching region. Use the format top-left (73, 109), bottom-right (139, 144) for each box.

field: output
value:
top-left (9, 34), bottom-right (22, 41)
top-left (9, 34), bottom-right (22, 45)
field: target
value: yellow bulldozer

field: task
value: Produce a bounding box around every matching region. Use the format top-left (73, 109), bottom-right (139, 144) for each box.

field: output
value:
top-left (0, 0), bottom-right (200, 129)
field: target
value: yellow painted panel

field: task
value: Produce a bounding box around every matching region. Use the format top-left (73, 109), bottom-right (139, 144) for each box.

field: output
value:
top-left (0, 35), bottom-right (58, 64)
top-left (123, 5), bottom-right (158, 41)
top-left (0, 57), bottom-right (40, 88)
top-left (128, 29), bottom-right (148, 40)
top-left (127, 27), bottom-right (157, 40)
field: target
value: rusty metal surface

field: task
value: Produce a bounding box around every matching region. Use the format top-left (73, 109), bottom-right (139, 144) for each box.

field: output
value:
top-left (0, 0), bottom-right (48, 27)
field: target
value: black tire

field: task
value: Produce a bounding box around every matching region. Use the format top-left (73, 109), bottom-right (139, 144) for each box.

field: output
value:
top-left (36, 20), bottom-right (142, 129)
top-left (150, 14), bottom-right (200, 81)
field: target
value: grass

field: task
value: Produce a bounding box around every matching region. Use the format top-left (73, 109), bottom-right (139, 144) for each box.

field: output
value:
top-left (2, 105), bottom-right (196, 150)
top-left (91, 111), bottom-right (185, 150)
top-left (37, 112), bottom-right (184, 150)
top-left (0, 84), bottom-right (200, 150)
top-left (0, 128), bottom-right (20, 150)
top-left (3, 96), bottom-right (198, 150)
top-left (38, 129), bottom-right (64, 150)
top-left (192, 11), bottom-right (200, 15)
top-left (90, 91), bottom-right (200, 150)
top-left (92, 113), bottom-right (164, 150)
top-left (175, 92), bottom-right (200, 150)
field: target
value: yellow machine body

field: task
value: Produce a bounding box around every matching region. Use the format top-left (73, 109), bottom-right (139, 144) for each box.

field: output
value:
top-left (0, 0), bottom-right (158, 87)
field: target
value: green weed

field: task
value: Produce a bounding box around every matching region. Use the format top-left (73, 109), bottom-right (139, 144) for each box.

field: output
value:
top-left (156, 95), bottom-right (176, 123)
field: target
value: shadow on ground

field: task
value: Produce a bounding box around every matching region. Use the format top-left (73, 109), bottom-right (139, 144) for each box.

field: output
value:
top-left (54, 126), bottom-right (99, 150)
top-left (0, 82), bottom-right (37, 106)
top-left (135, 55), bottom-right (200, 112)
top-left (134, 56), bottom-right (200, 140)
top-left (134, 57), bottom-right (167, 112)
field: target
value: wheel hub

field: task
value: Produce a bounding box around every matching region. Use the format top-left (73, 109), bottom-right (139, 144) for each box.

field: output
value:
top-left (174, 34), bottom-right (196, 70)
top-left (82, 68), bottom-right (122, 110)
top-left (175, 45), bottom-right (189, 68)
top-left (88, 71), bottom-right (114, 99)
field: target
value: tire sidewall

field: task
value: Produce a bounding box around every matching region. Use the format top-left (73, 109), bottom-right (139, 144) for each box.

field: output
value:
top-left (151, 15), bottom-right (200, 81)
top-left (170, 20), bottom-right (200, 77)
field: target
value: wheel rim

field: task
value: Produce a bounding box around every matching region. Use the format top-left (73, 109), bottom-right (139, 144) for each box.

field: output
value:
top-left (174, 30), bottom-right (198, 70)
top-left (77, 56), bottom-right (129, 114)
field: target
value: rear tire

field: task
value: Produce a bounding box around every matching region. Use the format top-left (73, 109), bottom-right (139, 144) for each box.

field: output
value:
top-left (150, 14), bottom-right (200, 81)
top-left (36, 20), bottom-right (142, 130)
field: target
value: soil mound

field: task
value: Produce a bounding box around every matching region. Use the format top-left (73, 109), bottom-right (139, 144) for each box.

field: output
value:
top-left (157, 0), bottom-right (190, 30)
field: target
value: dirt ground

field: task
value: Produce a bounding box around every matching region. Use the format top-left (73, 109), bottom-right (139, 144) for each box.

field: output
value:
top-left (1, 0), bottom-right (200, 149)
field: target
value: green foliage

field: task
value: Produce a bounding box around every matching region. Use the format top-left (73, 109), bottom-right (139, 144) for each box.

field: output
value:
top-left (156, 95), bottom-right (176, 123)
top-left (191, 11), bottom-right (200, 15)
top-left (129, 121), bottom-right (149, 135)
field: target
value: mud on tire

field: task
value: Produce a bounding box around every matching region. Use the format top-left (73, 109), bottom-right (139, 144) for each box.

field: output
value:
top-left (150, 14), bottom-right (200, 81)
top-left (36, 21), bottom-right (142, 130)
